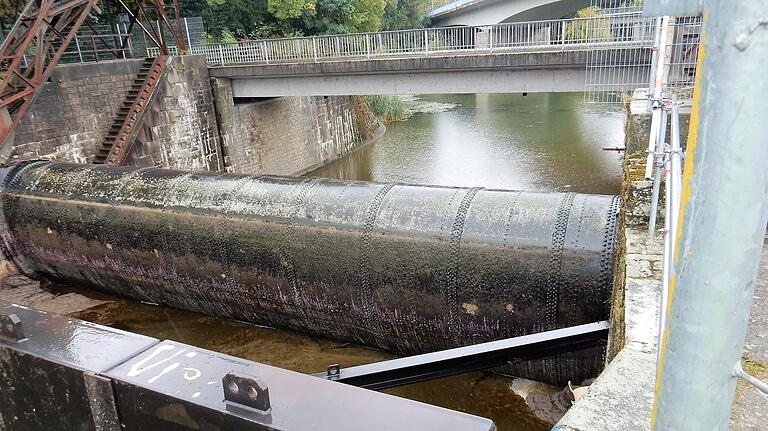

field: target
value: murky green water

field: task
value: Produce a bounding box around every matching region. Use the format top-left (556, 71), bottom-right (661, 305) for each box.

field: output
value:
top-left (312, 93), bottom-right (625, 195)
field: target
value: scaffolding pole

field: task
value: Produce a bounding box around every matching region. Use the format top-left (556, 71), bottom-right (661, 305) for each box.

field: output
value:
top-left (651, 1), bottom-right (768, 429)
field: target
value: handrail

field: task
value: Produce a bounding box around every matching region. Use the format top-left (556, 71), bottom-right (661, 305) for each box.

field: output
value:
top-left (208, 15), bottom-right (650, 45)
top-left (148, 14), bottom-right (657, 67)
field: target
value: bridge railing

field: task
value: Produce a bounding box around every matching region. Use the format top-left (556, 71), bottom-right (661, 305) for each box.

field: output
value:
top-left (148, 15), bottom-right (656, 65)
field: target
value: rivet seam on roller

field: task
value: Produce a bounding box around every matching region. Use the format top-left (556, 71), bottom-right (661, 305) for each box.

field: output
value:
top-left (284, 177), bottom-right (323, 330)
top-left (599, 196), bottom-right (621, 296)
top-left (546, 193), bottom-right (576, 329)
top-left (446, 187), bottom-right (483, 342)
top-left (567, 194), bottom-right (588, 326)
top-left (360, 182), bottom-right (398, 323)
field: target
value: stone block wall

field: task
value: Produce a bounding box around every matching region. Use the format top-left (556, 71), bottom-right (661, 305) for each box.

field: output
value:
top-left (12, 55), bottom-right (223, 172)
top-left (13, 58), bottom-right (377, 177)
top-left (12, 59), bottom-right (145, 163)
top-left (213, 77), bottom-right (380, 176)
top-left (124, 56), bottom-right (223, 171)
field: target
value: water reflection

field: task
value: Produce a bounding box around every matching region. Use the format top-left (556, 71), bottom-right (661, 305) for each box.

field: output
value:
top-left (311, 93), bottom-right (624, 195)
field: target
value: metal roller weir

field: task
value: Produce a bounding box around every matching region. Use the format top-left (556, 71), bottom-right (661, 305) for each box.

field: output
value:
top-left (0, 161), bottom-right (619, 384)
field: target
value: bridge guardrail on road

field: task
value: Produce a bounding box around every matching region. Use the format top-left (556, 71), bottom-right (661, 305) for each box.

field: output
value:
top-left (148, 15), bottom-right (656, 66)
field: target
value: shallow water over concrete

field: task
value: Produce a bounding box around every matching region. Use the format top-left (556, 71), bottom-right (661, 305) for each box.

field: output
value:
top-left (67, 289), bottom-right (551, 431)
top-left (311, 93), bottom-right (624, 194)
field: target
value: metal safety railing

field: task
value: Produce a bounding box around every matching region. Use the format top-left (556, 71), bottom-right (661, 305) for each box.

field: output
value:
top-left (58, 32), bottom-right (134, 63)
top-left (649, 99), bottom-right (768, 425)
top-left (147, 14), bottom-right (656, 66)
top-left (647, 100), bottom-right (684, 349)
top-left (665, 16), bottom-right (702, 101)
top-left (4, 32), bottom-right (133, 68)
top-left (3, 16), bottom-right (205, 67)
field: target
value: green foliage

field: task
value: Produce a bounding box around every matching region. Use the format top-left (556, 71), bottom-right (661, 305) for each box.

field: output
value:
top-left (565, 6), bottom-right (612, 41)
top-left (268, 0), bottom-right (317, 20)
top-left (296, 0), bottom-right (387, 35)
top-left (181, 0), bottom-right (272, 40)
top-left (381, 0), bottom-right (429, 30)
top-left (179, 0), bottom-right (428, 41)
top-left (299, 0), bottom-right (357, 34)
top-left (349, 0), bottom-right (387, 32)
top-left (364, 95), bottom-right (406, 123)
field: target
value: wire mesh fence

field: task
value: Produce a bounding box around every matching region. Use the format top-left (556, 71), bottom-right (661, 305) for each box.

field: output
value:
top-left (584, 10), bottom-right (701, 104)
top-left (665, 16), bottom-right (701, 101)
top-left (582, 11), bottom-right (657, 103)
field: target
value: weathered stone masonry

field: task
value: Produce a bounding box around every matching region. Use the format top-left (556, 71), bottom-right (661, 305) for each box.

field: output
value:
top-left (13, 56), bottom-right (378, 176)
top-left (13, 59), bottom-right (143, 164)
top-left (125, 55), bottom-right (223, 172)
top-left (212, 77), bottom-right (380, 176)
top-left (14, 56), bottom-right (223, 171)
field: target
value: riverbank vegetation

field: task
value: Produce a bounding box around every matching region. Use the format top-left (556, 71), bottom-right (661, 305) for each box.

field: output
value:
top-left (363, 96), bottom-right (407, 123)
top-left (0, 0), bottom-right (430, 41)
top-left (180, 0), bottom-right (430, 42)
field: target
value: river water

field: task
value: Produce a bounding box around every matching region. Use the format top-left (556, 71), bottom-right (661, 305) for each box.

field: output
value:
top-left (71, 92), bottom-right (624, 431)
top-left (312, 93), bottom-right (625, 194)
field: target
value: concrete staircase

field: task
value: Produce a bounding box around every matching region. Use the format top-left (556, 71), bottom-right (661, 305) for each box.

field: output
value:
top-left (94, 56), bottom-right (168, 165)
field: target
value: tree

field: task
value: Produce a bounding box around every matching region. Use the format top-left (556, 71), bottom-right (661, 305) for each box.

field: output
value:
top-left (348, 0), bottom-right (387, 33)
top-left (295, 0), bottom-right (386, 35)
top-left (268, 0), bottom-right (316, 20)
top-left (179, 0), bottom-right (426, 40)
top-left (381, 0), bottom-right (429, 31)
top-left (565, 6), bottom-right (612, 41)
top-left (180, 0), bottom-right (276, 40)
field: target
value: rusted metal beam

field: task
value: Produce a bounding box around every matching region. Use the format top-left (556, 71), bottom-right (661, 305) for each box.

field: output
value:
top-left (0, 0), bottom-right (187, 159)
top-left (0, 0), bottom-right (100, 157)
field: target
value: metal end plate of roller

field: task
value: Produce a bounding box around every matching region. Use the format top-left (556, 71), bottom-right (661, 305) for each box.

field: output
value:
top-left (0, 161), bottom-right (619, 385)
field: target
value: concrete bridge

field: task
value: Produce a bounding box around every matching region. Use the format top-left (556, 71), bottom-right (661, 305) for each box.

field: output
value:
top-left (157, 15), bottom-right (656, 97)
top-left (427, 0), bottom-right (591, 27)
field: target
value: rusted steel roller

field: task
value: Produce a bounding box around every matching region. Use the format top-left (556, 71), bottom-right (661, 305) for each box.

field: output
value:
top-left (0, 161), bottom-right (619, 384)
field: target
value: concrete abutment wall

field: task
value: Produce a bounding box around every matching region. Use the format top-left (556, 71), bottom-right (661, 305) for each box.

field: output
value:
top-left (12, 56), bottom-right (377, 176)
top-left (211, 77), bottom-right (381, 176)
top-left (556, 99), bottom-right (692, 430)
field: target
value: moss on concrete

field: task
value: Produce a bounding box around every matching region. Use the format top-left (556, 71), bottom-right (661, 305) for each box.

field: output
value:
top-left (742, 357), bottom-right (768, 377)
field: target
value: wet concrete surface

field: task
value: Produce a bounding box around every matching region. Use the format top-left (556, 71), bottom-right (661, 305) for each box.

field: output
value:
top-left (730, 240), bottom-right (768, 430)
top-left (0, 262), bottom-right (109, 314)
top-left (0, 274), bottom-right (554, 431)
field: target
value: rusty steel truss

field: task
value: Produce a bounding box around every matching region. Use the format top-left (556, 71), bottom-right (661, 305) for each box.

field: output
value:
top-left (0, 0), bottom-right (186, 158)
